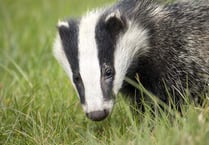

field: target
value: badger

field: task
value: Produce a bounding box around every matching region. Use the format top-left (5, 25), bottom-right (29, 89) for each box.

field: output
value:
top-left (53, 0), bottom-right (209, 121)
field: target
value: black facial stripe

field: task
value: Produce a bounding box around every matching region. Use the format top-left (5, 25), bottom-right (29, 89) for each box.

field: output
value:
top-left (95, 20), bottom-right (116, 67)
top-left (58, 20), bottom-right (79, 72)
top-left (58, 19), bottom-right (85, 104)
top-left (95, 18), bottom-right (116, 101)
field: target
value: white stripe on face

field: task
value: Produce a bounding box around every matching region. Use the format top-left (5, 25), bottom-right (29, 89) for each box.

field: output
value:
top-left (78, 10), bottom-right (113, 113)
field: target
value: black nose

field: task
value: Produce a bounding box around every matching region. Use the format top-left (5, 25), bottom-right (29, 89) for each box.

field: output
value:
top-left (86, 110), bottom-right (109, 121)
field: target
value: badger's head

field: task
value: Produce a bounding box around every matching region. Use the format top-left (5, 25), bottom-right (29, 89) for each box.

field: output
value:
top-left (54, 9), bottom-right (149, 121)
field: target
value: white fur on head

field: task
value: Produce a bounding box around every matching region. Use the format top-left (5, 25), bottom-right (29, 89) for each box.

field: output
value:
top-left (78, 10), bottom-right (113, 113)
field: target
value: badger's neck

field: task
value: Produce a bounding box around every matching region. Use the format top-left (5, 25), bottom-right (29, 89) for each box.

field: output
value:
top-left (113, 21), bottom-right (150, 94)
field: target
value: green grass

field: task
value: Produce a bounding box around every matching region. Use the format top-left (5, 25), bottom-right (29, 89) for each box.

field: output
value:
top-left (0, 0), bottom-right (209, 144)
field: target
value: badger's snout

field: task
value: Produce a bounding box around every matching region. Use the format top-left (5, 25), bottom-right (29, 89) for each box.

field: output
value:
top-left (86, 109), bottom-right (109, 121)
top-left (82, 99), bottom-right (114, 121)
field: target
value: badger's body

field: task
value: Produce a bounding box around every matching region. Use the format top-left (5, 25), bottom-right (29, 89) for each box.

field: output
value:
top-left (54, 0), bottom-right (209, 121)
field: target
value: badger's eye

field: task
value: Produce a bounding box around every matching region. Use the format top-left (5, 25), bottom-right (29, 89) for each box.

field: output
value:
top-left (102, 64), bottom-right (114, 80)
top-left (104, 67), bottom-right (113, 79)
top-left (73, 73), bottom-right (81, 83)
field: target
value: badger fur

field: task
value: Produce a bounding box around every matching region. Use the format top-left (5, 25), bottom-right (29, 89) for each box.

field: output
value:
top-left (54, 0), bottom-right (209, 121)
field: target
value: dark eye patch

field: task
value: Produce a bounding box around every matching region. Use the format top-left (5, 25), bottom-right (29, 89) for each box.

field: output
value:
top-left (95, 15), bottom-right (118, 101)
top-left (73, 73), bottom-right (85, 104)
top-left (58, 19), bottom-right (85, 104)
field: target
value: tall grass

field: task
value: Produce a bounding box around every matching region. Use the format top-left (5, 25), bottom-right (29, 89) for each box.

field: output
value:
top-left (0, 0), bottom-right (209, 145)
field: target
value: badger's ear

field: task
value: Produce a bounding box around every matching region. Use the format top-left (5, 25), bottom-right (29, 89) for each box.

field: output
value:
top-left (105, 10), bottom-right (126, 35)
top-left (56, 20), bottom-right (70, 40)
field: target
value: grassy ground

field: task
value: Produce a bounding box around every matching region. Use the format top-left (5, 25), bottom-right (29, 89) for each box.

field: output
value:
top-left (0, 0), bottom-right (209, 145)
